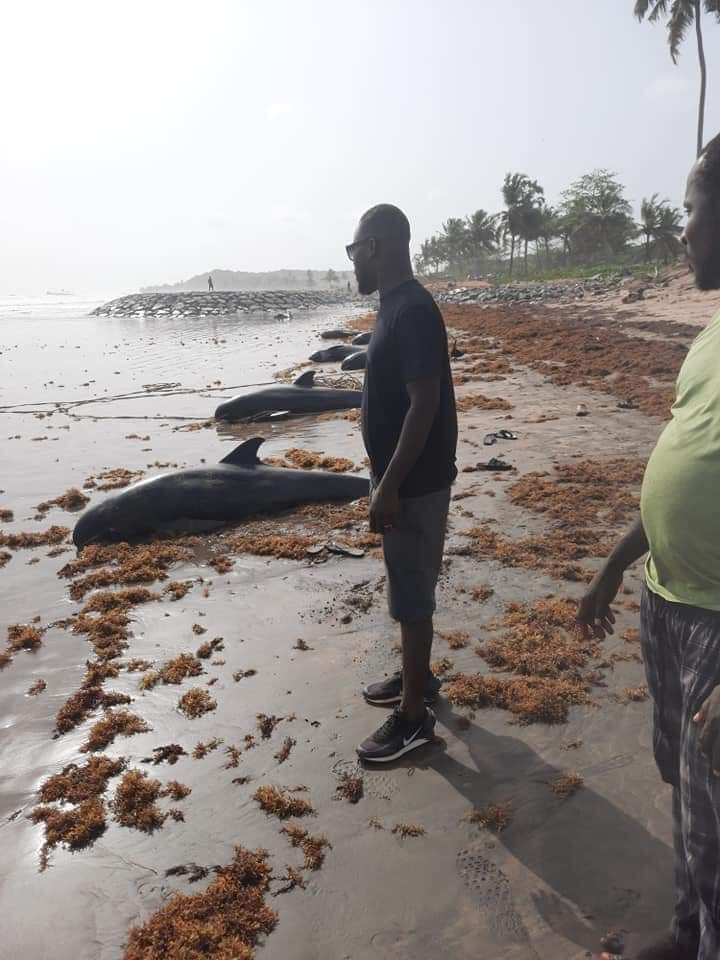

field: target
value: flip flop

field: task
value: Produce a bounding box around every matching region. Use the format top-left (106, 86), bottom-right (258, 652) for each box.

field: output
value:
top-left (326, 541), bottom-right (365, 557)
top-left (478, 457), bottom-right (514, 471)
top-left (483, 430), bottom-right (518, 446)
top-left (483, 433), bottom-right (498, 446)
top-left (617, 399), bottom-right (637, 410)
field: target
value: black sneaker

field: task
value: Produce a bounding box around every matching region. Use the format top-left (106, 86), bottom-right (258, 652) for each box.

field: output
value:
top-left (362, 671), bottom-right (442, 706)
top-left (357, 707), bottom-right (436, 763)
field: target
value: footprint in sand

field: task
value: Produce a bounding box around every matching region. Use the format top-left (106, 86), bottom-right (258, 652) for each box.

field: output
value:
top-left (456, 843), bottom-right (532, 946)
top-left (332, 758), bottom-right (398, 800)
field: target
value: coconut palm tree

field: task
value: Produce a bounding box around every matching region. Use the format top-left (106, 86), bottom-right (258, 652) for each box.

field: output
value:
top-left (634, 1), bottom-right (720, 157)
top-left (640, 195), bottom-right (684, 259)
top-left (465, 209), bottom-right (499, 274)
top-left (501, 173), bottom-right (544, 278)
top-left (441, 218), bottom-right (470, 275)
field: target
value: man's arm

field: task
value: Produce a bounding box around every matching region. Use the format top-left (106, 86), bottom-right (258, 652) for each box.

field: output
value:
top-left (369, 376), bottom-right (440, 533)
top-left (576, 514), bottom-right (648, 638)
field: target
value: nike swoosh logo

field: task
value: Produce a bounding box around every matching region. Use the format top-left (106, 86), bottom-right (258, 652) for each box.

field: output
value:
top-left (403, 726), bottom-right (423, 747)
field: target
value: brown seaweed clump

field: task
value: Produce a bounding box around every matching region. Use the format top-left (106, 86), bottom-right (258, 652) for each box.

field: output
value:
top-left (233, 669), bottom-right (257, 682)
top-left (7, 623), bottom-right (43, 652)
top-left (391, 822), bottom-right (426, 838)
top-left (142, 744), bottom-right (187, 766)
top-left (59, 541), bottom-right (194, 601)
top-left (0, 650), bottom-right (12, 670)
top-left (165, 580), bottom-right (192, 600)
top-left (437, 629), bottom-right (469, 650)
top-left (335, 771), bottom-right (364, 804)
top-left (253, 785), bottom-right (314, 820)
top-left (123, 846), bottom-right (277, 960)
top-left (257, 714), bottom-right (282, 739)
top-left (550, 772), bottom-right (584, 800)
top-left (39, 756), bottom-right (126, 804)
top-left (463, 801), bottom-right (513, 833)
top-left (178, 688), bottom-right (216, 718)
top-left (27, 678), bottom-right (47, 696)
top-left (36, 488), bottom-right (90, 515)
top-left (163, 780), bottom-right (191, 801)
top-left (31, 798), bottom-right (107, 857)
top-left (0, 525), bottom-right (70, 550)
top-left (0, 508), bottom-right (14, 522)
top-left (192, 737), bottom-right (223, 759)
top-left (111, 770), bottom-right (166, 832)
top-left (280, 824), bottom-right (331, 870)
top-left (273, 738), bottom-right (296, 765)
top-left (455, 393), bottom-right (512, 413)
top-left (54, 659), bottom-right (128, 735)
top-left (621, 685), bottom-right (649, 703)
top-left (85, 467), bottom-right (144, 491)
top-left (196, 637), bottom-right (224, 659)
top-left (0, 550), bottom-right (11, 569)
top-left (209, 556), bottom-right (234, 574)
top-left (280, 448), bottom-right (355, 473)
top-left (445, 672), bottom-right (588, 724)
top-left (80, 709), bottom-right (151, 752)
top-left (140, 653), bottom-right (203, 690)
top-left (431, 657), bottom-right (454, 676)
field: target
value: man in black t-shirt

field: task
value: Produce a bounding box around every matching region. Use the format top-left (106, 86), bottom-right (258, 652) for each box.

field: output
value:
top-left (346, 204), bottom-right (457, 763)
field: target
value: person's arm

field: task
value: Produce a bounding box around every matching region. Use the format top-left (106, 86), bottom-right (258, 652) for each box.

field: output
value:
top-left (369, 376), bottom-right (440, 533)
top-left (576, 514), bottom-right (648, 638)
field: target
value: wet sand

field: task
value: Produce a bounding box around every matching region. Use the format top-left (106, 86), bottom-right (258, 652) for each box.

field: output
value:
top-left (2, 278), bottom-right (720, 959)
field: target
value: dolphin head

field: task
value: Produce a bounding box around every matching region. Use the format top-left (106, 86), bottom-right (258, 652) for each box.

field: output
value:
top-left (72, 497), bottom-right (129, 549)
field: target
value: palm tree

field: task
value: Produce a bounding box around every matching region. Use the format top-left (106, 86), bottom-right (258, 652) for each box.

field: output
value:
top-left (634, 1), bottom-right (720, 157)
top-left (465, 210), bottom-right (499, 274)
top-left (501, 173), bottom-right (544, 278)
top-left (640, 195), bottom-right (684, 259)
top-left (441, 218), bottom-right (469, 275)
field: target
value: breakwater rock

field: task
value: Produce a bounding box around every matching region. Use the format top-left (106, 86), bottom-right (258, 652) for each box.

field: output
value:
top-left (92, 290), bottom-right (354, 318)
top-left (435, 274), bottom-right (624, 307)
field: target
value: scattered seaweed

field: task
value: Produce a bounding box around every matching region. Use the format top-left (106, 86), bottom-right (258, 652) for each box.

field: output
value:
top-left (0, 525), bottom-right (70, 550)
top-left (209, 556), bottom-right (234, 574)
top-left (438, 629), bottom-right (469, 650)
top-left (193, 737), bottom-right (223, 759)
top-left (445, 672), bottom-right (588, 724)
top-left (0, 508), bottom-right (14, 522)
top-left (550, 772), bottom-right (584, 800)
top-left (392, 822), bottom-right (426, 838)
top-left (60, 541), bottom-right (194, 601)
top-left (142, 744), bottom-right (187, 766)
top-left (455, 393), bottom-right (512, 412)
top-left (31, 798), bottom-right (107, 859)
top-left (178, 688), bottom-right (216, 718)
top-left (7, 623), bottom-right (43, 652)
top-left (233, 669), bottom-right (257, 682)
top-left (112, 770), bottom-right (165, 832)
top-left (163, 780), bottom-right (191, 801)
top-left (140, 653), bottom-right (203, 689)
top-left (280, 824), bottom-right (331, 870)
top-left (196, 637), bottom-right (224, 659)
top-left (431, 657), bottom-right (454, 676)
top-left (39, 756), bottom-right (126, 804)
top-left (123, 846), bottom-right (277, 960)
top-left (335, 771), bottom-right (364, 804)
top-left (257, 713), bottom-right (282, 739)
top-left (471, 585), bottom-right (495, 602)
top-left (621, 685), bottom-right (649, 703)
top-left (274, 738), bottom-right (296, 765)
top-left (165, 580), bottom-right (192, 600)
top-left (35, 488), bottom-right (89, 515)
top-left (253, 785), bottom-right (314, 819)
top-left (463, 801), bottom-right (513, 833)
top-left (27, 678), bottom-right (47, 696)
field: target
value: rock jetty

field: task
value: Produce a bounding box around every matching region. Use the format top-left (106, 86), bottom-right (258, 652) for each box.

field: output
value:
top-left (435, 274), bottom-right (624, 306)
top-left (92, 290), bottom-right (354, 318)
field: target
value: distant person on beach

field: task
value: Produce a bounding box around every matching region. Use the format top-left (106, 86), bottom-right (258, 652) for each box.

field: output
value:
top-left (346, 203), bottom-right (457, 762)
top-left (347, 280), bottom-right (351, 294)
top-left (577, 133), bottom-right (720, 960)
top-left (208, 275), bottom-right (214, 292)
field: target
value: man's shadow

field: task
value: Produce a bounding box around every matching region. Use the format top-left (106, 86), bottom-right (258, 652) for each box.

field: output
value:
top-left (418, 705), bottom-right (674, 954)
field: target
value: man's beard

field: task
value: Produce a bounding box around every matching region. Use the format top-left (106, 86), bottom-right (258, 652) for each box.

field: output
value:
top-left (355, 266), bottom-right (377, 296)
top-left (693, 256), bottom-right (720, 291)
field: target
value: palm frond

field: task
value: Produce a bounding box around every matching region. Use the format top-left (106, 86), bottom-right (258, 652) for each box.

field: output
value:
top-left (667, 0), bottom-right (695, 62)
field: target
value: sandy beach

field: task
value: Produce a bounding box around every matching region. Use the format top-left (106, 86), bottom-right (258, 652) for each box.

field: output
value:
top-left (3, 276), bottom-right (720, 960)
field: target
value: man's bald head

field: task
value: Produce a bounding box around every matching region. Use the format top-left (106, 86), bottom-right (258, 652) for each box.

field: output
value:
top-left (350, 204), bottom-right (413, 295)
top-left (683, 131), bottom-right (720, 290)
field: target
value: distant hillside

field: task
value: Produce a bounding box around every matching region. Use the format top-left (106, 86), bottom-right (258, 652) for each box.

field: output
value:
top-left (142, 268), bottom-right (356, 293)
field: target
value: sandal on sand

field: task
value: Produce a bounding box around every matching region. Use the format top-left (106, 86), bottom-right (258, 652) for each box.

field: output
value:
top-left (478, 457), bottom-right (513, 471)
top-left (483, 430), bottom-right (518, 445)
top-left (326, 541), bottom-right (365, 558)
top-left (617, 398), bottom-right (637, 410)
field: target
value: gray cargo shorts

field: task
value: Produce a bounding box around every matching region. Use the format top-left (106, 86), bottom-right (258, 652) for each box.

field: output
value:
top-left (371, 480), bottom-right (451, 623)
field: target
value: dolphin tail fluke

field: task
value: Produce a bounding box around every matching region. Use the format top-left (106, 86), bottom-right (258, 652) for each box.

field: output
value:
top-left (293, 370), bottom-right (316, 387)
top-left (220, 437), bottom-right (264, 466)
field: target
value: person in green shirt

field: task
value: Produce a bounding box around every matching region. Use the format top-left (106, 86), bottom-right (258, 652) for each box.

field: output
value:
top-left (578, 133), bottom-right (720, 960)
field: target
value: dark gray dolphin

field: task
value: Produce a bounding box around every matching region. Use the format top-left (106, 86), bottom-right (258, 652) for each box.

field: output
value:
top-left (320, 328), bottom-right (352, 340)
top-left (309, 344), bottom-right (359, 363)
top-left (352, 331), bottom-right (372, 346)
top-left (72, 438), bottom-right (369, 548)
top-left (341, 350), bottom-right (367, 371)
top-left (214, 371), bottom-right (361, 422)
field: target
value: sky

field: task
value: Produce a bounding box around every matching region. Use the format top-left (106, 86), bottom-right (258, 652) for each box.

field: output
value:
top-left (2, 0), bottom-right (720, 296)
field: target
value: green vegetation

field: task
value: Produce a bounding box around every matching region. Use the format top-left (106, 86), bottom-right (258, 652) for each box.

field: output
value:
top-left (415, 170), bottom-right (683, 281)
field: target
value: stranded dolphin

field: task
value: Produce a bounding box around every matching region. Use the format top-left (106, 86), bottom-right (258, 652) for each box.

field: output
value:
top-left (341, 350), bottom-right (367, 371)
top-left (309, 344), bottom-right (359, 363)
top-left (352, 331), bottom-right (372, 346)
top-left (214, 371), bottom-right (361, 422)
top-left (72, 438), bottom-right (369, 548)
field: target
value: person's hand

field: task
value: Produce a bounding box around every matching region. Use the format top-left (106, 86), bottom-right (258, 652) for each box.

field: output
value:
top-left (576, 564), bottom-right (623, 639)
top-left (694, 686), bottom-right (720, 775)
top-left (369, 483), bottom-right (400, 534)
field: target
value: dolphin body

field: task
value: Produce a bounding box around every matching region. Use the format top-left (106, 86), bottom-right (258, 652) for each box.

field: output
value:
top-left (309, 344), bottom-right (359, 363)
top-left (352, 331), bottom-right (371, 346)
top-left (72, 438), bottom-right (369, 548)
top-left (214, 371), bottom-right (361, 422)
top-left (341, 350), bottom-right (367, 371)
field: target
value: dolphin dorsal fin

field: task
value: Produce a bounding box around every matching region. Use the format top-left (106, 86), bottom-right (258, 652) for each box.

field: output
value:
top-left (220, 437), bottom-right (264, 466)
top-left (294, 370), bottom-right (315, 387)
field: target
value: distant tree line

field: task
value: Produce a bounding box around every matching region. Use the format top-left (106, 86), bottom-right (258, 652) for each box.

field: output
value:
top-left (414, 170), bottom-right (683, 280)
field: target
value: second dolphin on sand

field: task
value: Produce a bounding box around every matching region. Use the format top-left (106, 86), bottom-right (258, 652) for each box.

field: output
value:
top-left (214, 371), bottom-right (361, 422)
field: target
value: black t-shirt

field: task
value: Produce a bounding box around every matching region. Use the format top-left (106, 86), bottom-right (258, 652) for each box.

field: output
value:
top-left (361, 278), bottom-right (458, 498)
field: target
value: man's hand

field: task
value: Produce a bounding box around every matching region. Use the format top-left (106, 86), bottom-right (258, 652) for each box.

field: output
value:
top-left (576, 565), bottom-right (623, 639)
top-left (695, 686), bottom-right (720, 775)
top-left (369, 483), bottom-right (400, 534)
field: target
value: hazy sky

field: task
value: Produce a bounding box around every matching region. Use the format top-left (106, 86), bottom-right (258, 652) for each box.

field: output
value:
top-left (3, 0), bottom-right (720, 296)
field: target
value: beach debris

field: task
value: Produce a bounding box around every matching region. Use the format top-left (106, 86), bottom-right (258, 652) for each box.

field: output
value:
top-left (445, 672), bottom-right (588, 724)
top-left (111, 770), bottom-right (166, 832)
top-left (257, 713), bottom-right (282, 739)
top-left (0, 525), bottom-right (70, 550)
top-left (0, 509), bottom-right (14, 522)
top-left (27, 678), bottom-right (47, 696)
top-left (620, 685), bottom-right (649, 703)
top-left (84, 467), bottom-right (144, 491)
top-left (550, 772), bottom-right (584, 800)
top-left (274, 738), bottom-right (296, 764)
top-left (164, 863), bottom-right (210, 883)
top-left (163, 780), bottom-right (191, 801)
top-left (463, 801), bottom-right (513, 833)
top-left (7, 622), bottom-right (43, 652)
top-left (280, 824), bottom-right (331, 870)
top-left (196, 636), bottom-right (224, 659)
top-left (438, 629), bottom-right (469, 650)
top-left (471, 585), bottom-right (494, 602)
top-left (178, 688), bottom-right (216, 718)
top-left (209, 555), bottom-right (234, 574)
top-left (233, 669), bottom-right (257, 682)
top-left (430, 657), bottom-right (454, 676)
top-left (224, 745), bottom-right (242, 768)
top-left (39, 756), bottom-right (126, 804)
top-left (35, 488), bottom-right (89, 515)
top-left (31, 798), bottom-right (107, 865)
top-left (455, 394), bottom-right (513, 413)
top-left (368, 817), bottom-right (385, 830)
top-left (123, 846), bottom-right (277, 960)
top-left (293, 639), bottom-right (311, 651)
top-left (140, 653), bottom-right (203, 690)
top-left (253, 785), bottom-right (314, 819)
top-left (165, 580), bottom-right (192, 600)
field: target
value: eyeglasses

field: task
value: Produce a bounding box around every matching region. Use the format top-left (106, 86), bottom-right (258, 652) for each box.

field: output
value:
top-left (345, 236), bottom-right (374, 262)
